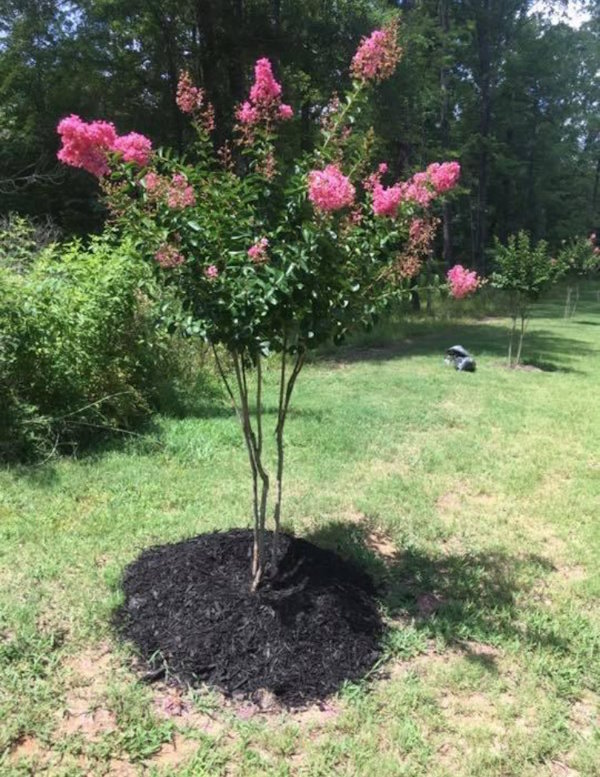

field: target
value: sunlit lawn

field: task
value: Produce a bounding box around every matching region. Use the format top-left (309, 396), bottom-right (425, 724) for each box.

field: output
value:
top-left (1, 283), bottom-right (599, 776)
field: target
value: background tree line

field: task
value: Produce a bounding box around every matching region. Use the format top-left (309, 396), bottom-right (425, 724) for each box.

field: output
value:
top-left (1, 0), bottom-right (598, 269)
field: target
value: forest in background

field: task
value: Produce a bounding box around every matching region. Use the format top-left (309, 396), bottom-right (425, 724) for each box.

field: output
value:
top-left (0, 0), bottom-right (599, 270)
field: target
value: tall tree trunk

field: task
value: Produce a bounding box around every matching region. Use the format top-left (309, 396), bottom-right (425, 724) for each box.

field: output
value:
top-left (439, 0), bottom-right (453, 268)
top-left (593, 157), bottom-right (600, 217)
top-left (474, 1), bottom-right (492, 275)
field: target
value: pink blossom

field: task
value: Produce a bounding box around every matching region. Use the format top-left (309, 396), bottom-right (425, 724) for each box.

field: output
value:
top-left (176, 71), bottom-right (215, 131)
top-left (112, 132), bottom-right (153, 166)
top-left (409, 218), bottom-right (426, 243)
top-left (372, 182), bottom-right (403, 217)
top-left (351, 23), bottom-right (401, 83)
top-left (176, 71), bottom-right (204, 114)
top-left (447, 264), bottom-right (480, 299)
top-left (166, 173), bottom-right (196, 209)
top-left (144, 172), bottom-right (162, 192)
top-left (278, 103), bottom-right (294, 120)
top-left (204, 264), bottom-right (219, 279)
top-left (378, 162), bottom-right (389, 175)
top-left (249, 58), bottom-right (282, 107)
top-left (396, 254), bottom-right (422, 279)
top-left (57, 115), bottom-right (152, 176)
top-left (235, 59), bottom-right (291, 131)
top-left (236, 101), bottom-right (259, 125)
top-left (56, 114), bottom-right (117, 177)
top-left (427, 161), bottom-right (460, 193)
top-left (248, 237), bottom-right (269, 263)
top-left (401, 175), bottom-right (435, 207)
top-left (155, 244), bottom-right (185, 269)
top-left (308, 165), bottom-right (356, 213)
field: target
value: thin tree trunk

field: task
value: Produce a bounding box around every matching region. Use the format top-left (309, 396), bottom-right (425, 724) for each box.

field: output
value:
top-left (515, 313), bottom-right (526, 366)
top-left (231, 351), bottom-right (262, 583)
top-left (508, 315), bottom-right (516, 367)
top-left (425, 252), bottom-right (433, 315)
top-left (572, 283), bottom-right (580, 318)
top-left (273, 346), bottom-right (305, 563)
top-left (564, 285), bottom-right (572, 318)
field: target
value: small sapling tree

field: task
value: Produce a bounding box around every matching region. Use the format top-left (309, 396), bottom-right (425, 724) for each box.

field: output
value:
top-left (491, 231), bottom-right (563, 367)
top-left (57, 21), bottom-right (469, 589)
top-left (557, 233), bottom-right (600, 318)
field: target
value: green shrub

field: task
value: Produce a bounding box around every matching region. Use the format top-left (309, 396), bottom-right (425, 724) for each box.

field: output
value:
top-left (0, 213), bottom-right (61, 274)
top-left (0, 234), bottom-right (202, 459)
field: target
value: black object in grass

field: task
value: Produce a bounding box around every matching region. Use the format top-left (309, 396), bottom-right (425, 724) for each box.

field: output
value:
top-left (115, 529), bottom-right (383, 706)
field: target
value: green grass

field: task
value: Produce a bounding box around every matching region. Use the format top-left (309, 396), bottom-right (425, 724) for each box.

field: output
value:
top-left (1, 283), bottom-right (599, 776)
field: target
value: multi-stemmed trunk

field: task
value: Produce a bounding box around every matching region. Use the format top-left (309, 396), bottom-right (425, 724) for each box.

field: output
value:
top-left (507, 295), bottom-right (528, 368)
top-left (564, 283), bottom-right (580, 319)
top-left (212, 340), bottom-right (305, 591)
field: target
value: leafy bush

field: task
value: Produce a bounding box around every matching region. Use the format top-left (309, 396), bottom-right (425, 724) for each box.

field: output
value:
top-left (0, 213), bottom-right (61, 274)
top-left (0, 235), bottom-right (191, 459)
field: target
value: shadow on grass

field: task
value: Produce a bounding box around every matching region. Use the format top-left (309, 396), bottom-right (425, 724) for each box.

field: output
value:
top-left (305, 520), bottom-right (563, 665)
top-left (520, 359), bottom-right (575, 373)
top-left (321, 320), bottom-right (592, 374)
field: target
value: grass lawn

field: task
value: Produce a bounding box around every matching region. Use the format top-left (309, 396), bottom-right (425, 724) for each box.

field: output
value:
top-left (1, 284), bottom-right (599, 776)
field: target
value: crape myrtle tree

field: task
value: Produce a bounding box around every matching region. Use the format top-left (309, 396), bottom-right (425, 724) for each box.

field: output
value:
top-left (57, 21), bottom-right (468, 590)
top-left (491, 231), bottom-right (563, 368)
top-left (557, 233), bottom-right (600, 318)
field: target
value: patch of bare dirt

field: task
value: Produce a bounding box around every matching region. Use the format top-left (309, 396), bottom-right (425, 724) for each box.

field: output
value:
top-left (8, 735), bottom-right (46, 764)
top-left (57, 643), bottom-right (117, 741)
top-left (365, 528), bottom-right (398, 560)
top-left (149, 733), bottom-right (200, 770)
top-left (153, 685), bottom-right (226, 737)
top-left (569, 690), bottom-right (599, 739)
top-left (550, 758), bottom-right (580, 776)
top-left (558, 565), bottom-right (588, 584)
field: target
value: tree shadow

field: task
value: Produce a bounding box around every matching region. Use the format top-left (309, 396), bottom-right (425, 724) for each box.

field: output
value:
top-left (322, 320), bottom-right (592, 374)
top-left (520, 359), bottom-right (577, 374)
top-left (305, 520), bottom-right (565, 666)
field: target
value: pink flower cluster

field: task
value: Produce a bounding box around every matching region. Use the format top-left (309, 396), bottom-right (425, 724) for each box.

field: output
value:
top-left (248, 237), bottom-right (269, 264)
top-left (351, 23), bottom-right (402, 83)
top-left (155, 244), bottom-right (185, 269)
top-left (372, 183), bottom-right (404, 217)
top-left (166, 173), bottom-right (196, 209)
top-left (176, 71), bottom-right (215, 132)
top-left (57, 114), bottom-right (152, 177)
top-left (369, 160), bottom-right (461, 217)
top-left (308, 164), bottom-right (355, 213)
top-left (409, 218), bottom-right (426, 243)
top-left (176, 71), bottom-right (203, 113)
top-left (402, 171), bottom-right (435, 207)
top-left (144, 171), bottom-right (164, 194)
top-left (427, 161), bottom-right (461, 193)
top-left (447, 264), bottom-right (480, 299)
top-left (112, 133), bottom-right (153, 166)
top-left (57, 116), bottom-right (116, 177)
top-left (204, 264), bottom-right (219, 280)
top-left (236, 58), bottom-right (293, 127)
top-left (143, 171), bottom-right (196, 210)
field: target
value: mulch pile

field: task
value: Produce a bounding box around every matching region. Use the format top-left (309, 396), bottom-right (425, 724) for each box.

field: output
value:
top-left (115, 529), bottom-right (383, 706)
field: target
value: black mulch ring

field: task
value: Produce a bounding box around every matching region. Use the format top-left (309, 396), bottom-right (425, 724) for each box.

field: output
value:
top-left (114, 529), bottom-right (383, 706)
